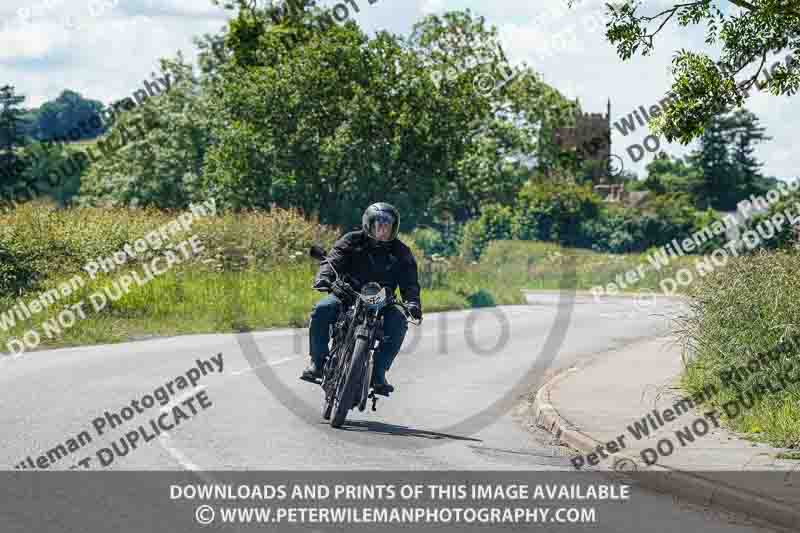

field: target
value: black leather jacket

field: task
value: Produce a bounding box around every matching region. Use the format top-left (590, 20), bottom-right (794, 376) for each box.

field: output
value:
top-left (314, 230), bottom-right (422, 309)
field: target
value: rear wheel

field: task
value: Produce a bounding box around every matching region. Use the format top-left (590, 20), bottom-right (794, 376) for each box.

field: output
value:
top-left (331, 335), bottom-right (371, 428)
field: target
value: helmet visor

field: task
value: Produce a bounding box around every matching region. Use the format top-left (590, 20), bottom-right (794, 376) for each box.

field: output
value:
top-left (374, 213), bottom-right (395, 225)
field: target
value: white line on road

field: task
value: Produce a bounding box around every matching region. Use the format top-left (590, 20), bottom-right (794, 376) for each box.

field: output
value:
top-left (157, 356), bottom-right (299, 470)
top-left (230, 357), bottom-right (296, 376)
top-left (158, 432), bottom-right (203, 471)
top-left (160, 385), bottom-right (207, 414)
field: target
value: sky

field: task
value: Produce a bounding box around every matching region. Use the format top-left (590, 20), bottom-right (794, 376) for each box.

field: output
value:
top-left (0, 0), bottom-right (796, 180)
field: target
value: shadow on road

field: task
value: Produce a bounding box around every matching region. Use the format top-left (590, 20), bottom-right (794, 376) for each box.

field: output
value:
top-left (332, 420), bottom-right (483, 442)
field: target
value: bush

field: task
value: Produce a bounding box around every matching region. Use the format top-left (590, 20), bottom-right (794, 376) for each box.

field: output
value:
top-left (742, 190), bottom-right (800, 251)
top-left (512, 181), bottom-right (601, 246)
top-left (677, 250), bottom-right (800, 448)
top-left (0, 235), bottom-right (48, 297)
top-left (579, 194), bottom-right (721, 254)
top-left (459, 204), bottom-right (515, 261)
top-left (0, 204), bottom-right (341, 295)
top-left (579, 207), bottom-right (637, 253)
top-left (409, 227), bottom-right (450, 257)
top-left (466, 288), bottom-right (495, 307)
top-left (635, 193), bottom-right (703, 248)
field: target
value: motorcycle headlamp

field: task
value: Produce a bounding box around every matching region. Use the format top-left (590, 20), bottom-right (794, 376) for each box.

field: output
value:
top-left (360, 282), bottom-right (387, 307)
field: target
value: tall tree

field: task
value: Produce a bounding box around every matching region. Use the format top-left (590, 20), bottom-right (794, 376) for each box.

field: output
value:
top-left (28, 90), bottom-right (105, 142)
top-left (0, 85), bottom-right (31, 204)
top-left (690, 113), bottom-right (738, 209)
top-left (682, 109), bottom-right (769, 210)
top-left (727, 108), bottom-right (771, 199)
top-left (407, 10), bottom-right (575, 222)
top-left (198, 3), bottom-right (574, 229)
top-left (78, 57), bottom-right (203, 209)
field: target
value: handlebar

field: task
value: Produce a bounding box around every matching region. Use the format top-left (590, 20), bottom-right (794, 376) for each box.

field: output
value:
top-left (396, 300), bottom-right (423, 326)
top-left (310, 245), bottom-right (421, 325)
top-left (313, 282), bottom-right (422, 325)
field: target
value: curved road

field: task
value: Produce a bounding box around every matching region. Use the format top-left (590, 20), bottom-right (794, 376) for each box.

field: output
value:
top-left (0, 292), bottom-right (776, 532)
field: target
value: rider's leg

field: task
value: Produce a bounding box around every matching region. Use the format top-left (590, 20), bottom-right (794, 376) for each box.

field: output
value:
top-left (302, 293), bottom-right (341, 379)
top-left (372, 304), bottom-right (409, 392)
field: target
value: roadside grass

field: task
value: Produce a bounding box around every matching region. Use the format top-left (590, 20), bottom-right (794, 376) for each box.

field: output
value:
top-left (0, 203), bottom-right (695, 356)
top-left (0, 236), bottom-right (696, 355)
top-left (479, 240), bottom-right (696, 292)
top-left (0, 261), bottom-right (530, 353)
top-left (675, 250), bottom-right (800, 449)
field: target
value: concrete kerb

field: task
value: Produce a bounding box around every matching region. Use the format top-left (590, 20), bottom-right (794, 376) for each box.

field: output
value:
top-left (530, 338), bottom-right (800, 533)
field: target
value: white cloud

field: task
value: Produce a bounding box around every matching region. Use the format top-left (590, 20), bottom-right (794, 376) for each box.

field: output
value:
top-left (0, 21), bottom-right (73, 61)
top-left (420, 0), bottom-right (446, 15)
top-left (0, 0), bottom-right (228, 107)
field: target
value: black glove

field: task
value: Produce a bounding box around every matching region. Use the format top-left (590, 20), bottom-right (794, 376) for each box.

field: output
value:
top-left (312, 279), bottom-right (332, 292)
top-left (406, 302), bottom-right (422, 321)
top-left (331, 280), bottom-right (355, 302)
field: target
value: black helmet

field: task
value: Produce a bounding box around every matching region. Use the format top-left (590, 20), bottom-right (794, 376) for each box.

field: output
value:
top-left (362, 202), bottom-right (400, 245)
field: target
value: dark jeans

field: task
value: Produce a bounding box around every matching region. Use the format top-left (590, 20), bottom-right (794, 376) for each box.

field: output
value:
top-left (309, 293), bottom-right (408, 370)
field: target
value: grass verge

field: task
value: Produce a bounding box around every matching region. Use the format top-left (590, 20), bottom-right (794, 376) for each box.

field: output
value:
top-left (0, 205), bottom-right (695, 356)
top-left (675, 250), bottom-right (800, 449)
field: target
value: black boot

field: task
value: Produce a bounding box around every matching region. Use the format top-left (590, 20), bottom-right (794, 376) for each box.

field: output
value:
top-left (371, 365), bottom-right (394, 396)
top-left (300, 354), bottom-right (325, 383)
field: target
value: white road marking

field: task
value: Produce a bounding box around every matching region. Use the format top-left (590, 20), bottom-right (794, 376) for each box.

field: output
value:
top-left (157, 356), bottom-right (299, 470)
top-left (158, 432), bottom-right (203, 471)
top-left (159, 385), bottom-right (207, 414)
top-left (230, 357), bottom-right (296, 375)
top-left (158, 308), bottom-right (538, 470)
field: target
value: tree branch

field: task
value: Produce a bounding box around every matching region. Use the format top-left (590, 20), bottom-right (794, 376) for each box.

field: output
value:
top-left (638, 2), bottom-right (705, 49)
top-left (727, 0), bottom-right (758, 11)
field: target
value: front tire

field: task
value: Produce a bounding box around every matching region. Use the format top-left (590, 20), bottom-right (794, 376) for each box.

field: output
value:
top-left (331, 335), bottom-right (371, 428)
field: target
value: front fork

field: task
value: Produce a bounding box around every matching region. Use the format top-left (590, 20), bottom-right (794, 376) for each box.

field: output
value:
top-left (356, 316), bottom-right (387, 411)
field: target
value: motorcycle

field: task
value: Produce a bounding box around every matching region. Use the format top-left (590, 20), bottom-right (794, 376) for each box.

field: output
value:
top-left (304, 245), bottom-right (422, 428)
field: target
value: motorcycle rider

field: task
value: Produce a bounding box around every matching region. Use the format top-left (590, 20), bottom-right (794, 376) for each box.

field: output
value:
top-left (301, 202), bottom-right (423, 395)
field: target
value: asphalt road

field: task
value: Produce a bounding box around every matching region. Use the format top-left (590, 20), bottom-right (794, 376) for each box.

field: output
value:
top-left (0, 292), bottom-right (777, 532)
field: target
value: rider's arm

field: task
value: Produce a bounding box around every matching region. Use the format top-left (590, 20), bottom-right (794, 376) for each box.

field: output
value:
top-left (315, 232), bottom-right (356, 286)
top-left (397, 248), bottom-right (422, 309)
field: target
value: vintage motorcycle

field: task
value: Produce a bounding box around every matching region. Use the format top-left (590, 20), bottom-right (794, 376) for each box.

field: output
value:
top-left (304, 245), bottom-right (422, 428)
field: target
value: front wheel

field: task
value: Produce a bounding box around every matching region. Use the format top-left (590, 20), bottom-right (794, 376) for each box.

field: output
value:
top-left (331, 335), bottom-right (371, 428)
